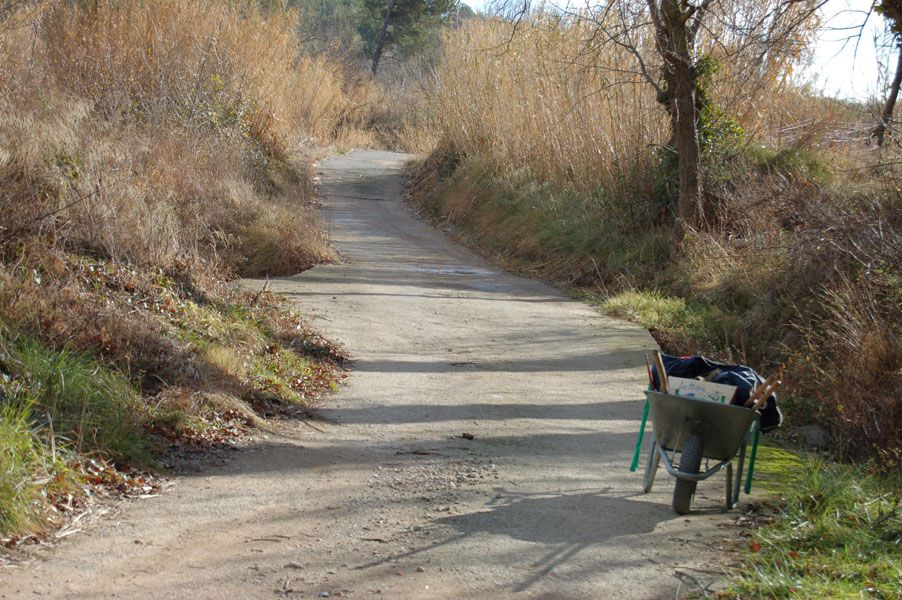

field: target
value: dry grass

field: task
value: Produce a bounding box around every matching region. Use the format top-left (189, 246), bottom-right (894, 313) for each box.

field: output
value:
top-left (425, 15), bottom-right (810, 194)
top-left (0, 0), bottom-right (382, 278)
top-left (799, 276), bottom-right (901, 465)
top-left (41, 0), bottom-right (367, 150)
top-left (428, 17), bottom-right (664, 195)
top-left (0, 0), bottom-right (361, 535)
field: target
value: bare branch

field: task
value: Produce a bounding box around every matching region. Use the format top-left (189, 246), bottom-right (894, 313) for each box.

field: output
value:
top-left (478, 0), bottom-right (532, 55)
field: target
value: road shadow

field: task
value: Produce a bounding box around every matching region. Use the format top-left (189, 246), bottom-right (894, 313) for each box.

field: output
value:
top-left (437, 489), bottom-right (668, 545)
top-left (198, 429), bottom-right (645, 477)
top-left (265, 269), bottom-right (543, 297)
top-left (320, 400), bottom-right (643, 424)
top-left (354, 488), bottom-right (674, 593)
top-left (348, 352), bottom-right (646, 374)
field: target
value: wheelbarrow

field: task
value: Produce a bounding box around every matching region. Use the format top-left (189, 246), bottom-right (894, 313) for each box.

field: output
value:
top-left (632, 390), bottom-right (761, 514)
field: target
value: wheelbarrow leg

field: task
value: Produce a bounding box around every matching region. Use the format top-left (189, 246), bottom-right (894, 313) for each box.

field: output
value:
top-left (642, 438), bottom-right (660, 493)
top-left (745, 420), bottom-right (761, 494)
top-left (732, 429), bottom-right (749, 506)
top-left (725, 462), bottom-right (734, 510)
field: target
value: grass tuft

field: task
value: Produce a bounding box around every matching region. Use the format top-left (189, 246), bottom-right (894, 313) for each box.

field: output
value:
top-left (0, 402), bottom-right (44, 533)
top-left (0, 323), bottom-right (149, 465)
top-left (720, 459), bottom-right (901, 599)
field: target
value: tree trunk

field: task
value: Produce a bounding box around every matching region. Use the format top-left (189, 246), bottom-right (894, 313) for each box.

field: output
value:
top-left (874, 43), bottom-right (902, 147)
top-left (671, 69), bottom-right (703, 226)
top-left (655, 0), bottom-right (704, 227)
top-left (371, 0), bottom-right (398, 76)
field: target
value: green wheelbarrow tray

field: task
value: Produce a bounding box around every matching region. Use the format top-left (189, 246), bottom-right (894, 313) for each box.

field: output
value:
top-left (641, 390), bottom-right (760, 514)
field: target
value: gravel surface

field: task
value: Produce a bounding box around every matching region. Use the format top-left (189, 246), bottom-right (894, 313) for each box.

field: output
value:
top-left (0, 150), bottom-right (738, 599)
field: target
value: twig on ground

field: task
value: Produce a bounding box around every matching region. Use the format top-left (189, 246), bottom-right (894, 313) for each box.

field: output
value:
top-left (251, 278), bottom-right (270, 306)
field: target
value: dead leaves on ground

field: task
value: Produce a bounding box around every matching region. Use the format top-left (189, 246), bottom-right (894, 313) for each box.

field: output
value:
top-left (1, 458), bottom-right (166, 550)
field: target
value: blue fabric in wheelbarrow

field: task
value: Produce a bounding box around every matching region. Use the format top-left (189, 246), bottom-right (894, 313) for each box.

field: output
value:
top-left (651, 354), bottom-right (783, 432)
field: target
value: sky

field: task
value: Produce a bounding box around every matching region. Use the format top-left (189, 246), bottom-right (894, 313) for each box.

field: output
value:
top-left (462, 0), bottom-right (895, 100)
top-left (809, 0), bottom-right (892, 100)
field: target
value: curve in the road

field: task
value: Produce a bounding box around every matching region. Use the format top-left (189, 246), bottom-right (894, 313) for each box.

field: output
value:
top-left (1, 150), bottom-right (732, 600)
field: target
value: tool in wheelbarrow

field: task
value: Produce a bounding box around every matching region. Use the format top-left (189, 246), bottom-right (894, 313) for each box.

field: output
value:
top-left (630, 351), bottom-right (784, 514)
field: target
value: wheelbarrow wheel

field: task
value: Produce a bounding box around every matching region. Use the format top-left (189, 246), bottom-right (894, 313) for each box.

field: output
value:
top-left (673, 434), bottom-right (703, 515)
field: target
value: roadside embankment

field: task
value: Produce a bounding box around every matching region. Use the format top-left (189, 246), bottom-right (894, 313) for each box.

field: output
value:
top-left (0, 0), bottom-right (370, 538)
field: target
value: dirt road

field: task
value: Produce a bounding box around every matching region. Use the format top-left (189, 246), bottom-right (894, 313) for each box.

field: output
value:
top-left (2, 151), bottom-right (734, 599)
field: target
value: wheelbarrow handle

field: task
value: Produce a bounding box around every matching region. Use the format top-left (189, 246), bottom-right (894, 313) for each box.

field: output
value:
top-left (744, 420), bottom-right (761, 494)
top-left (630, 395), bottom-right (650, 472)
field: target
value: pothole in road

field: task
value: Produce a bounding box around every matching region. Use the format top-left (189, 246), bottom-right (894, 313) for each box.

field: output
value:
top-left (406, 264), bottom-right (495, 278)
top-left (467, 282), bottom-right (512, 292)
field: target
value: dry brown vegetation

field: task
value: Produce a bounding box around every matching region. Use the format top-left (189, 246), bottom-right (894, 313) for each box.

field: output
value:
top-left (0, 0), bottom-right (897, 539)
top-left (0, 0), bottom-right (376, 534)
top-left (410, 16), bottom-right (901, 466)
top-left (427, 16), bottom-right (664, 196)
top-left (1, 0), bottom-right (381, 277)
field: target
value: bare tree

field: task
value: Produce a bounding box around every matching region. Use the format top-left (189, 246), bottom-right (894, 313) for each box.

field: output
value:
top-left (647, 0), bottom-right (710, 227)
top-left (479, 1), bottom-right (823, 228)
top-left (570, 0), bottom-right (825, 230)
top-left (875, 48), bottom-right (902, 146)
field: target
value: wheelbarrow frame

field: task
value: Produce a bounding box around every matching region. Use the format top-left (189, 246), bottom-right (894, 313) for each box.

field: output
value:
top-left (636, 390), bottom-right (761, 513)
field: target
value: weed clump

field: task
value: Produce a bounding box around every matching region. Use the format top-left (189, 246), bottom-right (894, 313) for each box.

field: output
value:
top-left (0, 402), bottom-right (47, 533)
top-left (0, 323), bottom-right (149, 464)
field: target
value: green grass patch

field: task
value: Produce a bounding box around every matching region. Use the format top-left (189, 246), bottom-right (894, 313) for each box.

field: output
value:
top-left (246, 346), bottom-right (316, 404)
top-left (0, 401), bottom-right (46, 533)
top-left (411, 159), bottom-right (670, 284)
top-left (0, 323), bottom-right (149, 465)
top-left (720, 458), bottom-right (901, 599)
top-left (749, 145), bottom-right (831, 184)
top-left (163, 286), bottom-right (339, 406)
top-left (751, 442), bottom-right (806, 496)
top-left (0, 399), bottom-right (78, 535)
top-left (591, 290), bottom-right (742, 355)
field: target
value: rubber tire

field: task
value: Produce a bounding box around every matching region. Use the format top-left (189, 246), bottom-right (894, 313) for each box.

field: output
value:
top-left (673, 434), bottom-right (703, 515)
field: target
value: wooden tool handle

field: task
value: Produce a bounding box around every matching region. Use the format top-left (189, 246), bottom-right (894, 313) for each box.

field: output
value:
top-left (644, 353), bottom-right (654, 388)
top-left (752, 380), bottom-right (780, 411)
top-left (746, 374), bottom-right (777, 408)
top-left (653, 351), bottom-right (668, 394)
top-left (747, 363), bottom-right (786, 410)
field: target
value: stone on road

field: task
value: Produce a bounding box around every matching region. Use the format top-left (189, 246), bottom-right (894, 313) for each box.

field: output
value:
top-left (1, 150), bottom-right (732, 599)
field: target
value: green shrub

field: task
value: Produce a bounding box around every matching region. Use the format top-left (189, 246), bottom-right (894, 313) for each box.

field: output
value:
top-left (750, 145), bottom-right (831, 183)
